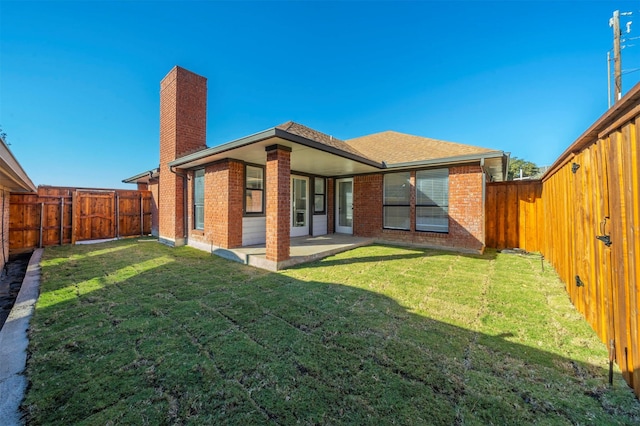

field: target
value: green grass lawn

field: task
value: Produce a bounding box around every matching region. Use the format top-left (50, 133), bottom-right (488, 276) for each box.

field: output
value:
top-left (22, 239), bottom-right (640, 425)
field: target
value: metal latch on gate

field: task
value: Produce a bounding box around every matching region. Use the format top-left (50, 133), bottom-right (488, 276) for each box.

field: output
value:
top-left (596, 217), bottom-right (612, 247)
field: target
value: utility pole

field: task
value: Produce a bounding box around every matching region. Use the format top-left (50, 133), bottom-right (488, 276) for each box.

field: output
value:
top-left (607, 51), bottom-right (612, 108)
top-left (612, 10), bottom-right (622, 102)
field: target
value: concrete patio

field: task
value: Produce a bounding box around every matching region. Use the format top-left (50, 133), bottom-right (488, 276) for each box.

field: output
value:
top-left (212, 234), bottom-right (375, 271)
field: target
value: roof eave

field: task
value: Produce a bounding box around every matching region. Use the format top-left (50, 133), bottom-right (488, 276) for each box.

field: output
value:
top-left (168, 128), bottom-right (278, 168)
top-left (384, 151), bottom-right (506, 170)
top-left (272, 128), bottom-right (384, 169)
top-left (122, 167), bottom-right (160, 184)
top-left (0, 139), bottom-right (37, 192)
top-left (168, 127), bottom-right (384, 170)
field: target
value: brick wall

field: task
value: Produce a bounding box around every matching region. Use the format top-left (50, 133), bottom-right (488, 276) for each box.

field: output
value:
top-left (265, 146), bottom-right (291, 262)
top-left (448, 165), bottom-right (484, 250)
top-left (227, 161), bottom-right (244, 247)
top-left (149, 180), bottom-right (159, 237)
top-left (352, 165), bottom-right (485, 251)
top-left (158, 66), bottom-right (207, 245)
top-left (188, 160), bottom-right (243, 249)
top-left (353, 174), bottom-right (382, 236)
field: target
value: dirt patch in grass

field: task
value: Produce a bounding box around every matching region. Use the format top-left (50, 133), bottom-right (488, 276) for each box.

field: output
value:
top-left (21, 240), bottom-right (640, 424)
top-left (0, 252), bottom-right (32, 331)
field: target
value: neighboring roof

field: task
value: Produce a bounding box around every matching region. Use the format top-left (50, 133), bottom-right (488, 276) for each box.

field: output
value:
top-left (122, 167), bottom-right (160, 184)
top-left (0, 138), bottom-right (36, 192)
top-left (345, 130), bottom-right (500, 165)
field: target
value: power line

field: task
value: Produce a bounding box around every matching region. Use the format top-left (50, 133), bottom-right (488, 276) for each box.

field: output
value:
top-left (608, 10), bottom-right (637, 107)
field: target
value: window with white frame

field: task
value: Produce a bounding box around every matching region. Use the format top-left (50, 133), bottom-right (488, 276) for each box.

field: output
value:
top-left (245, 165), bottom-right (264, 214)
top-left (314, 177), bottom-right (325, 214)
top-left (383, 172), bottom-right (411, 230)
top-left (194, 169), bottom-right (205, 230)
top-left (416, 168), bottom-right (449, 232)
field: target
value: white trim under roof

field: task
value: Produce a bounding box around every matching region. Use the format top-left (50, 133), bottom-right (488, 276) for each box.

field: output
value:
top-left (122, 168), bottom-right (160, 184)
top-left (124, 127), bottom-right (509, 182)
top-left (167, 127), bottom-right (383, 177)
top-left (0, 138), bottom-right (36, 192)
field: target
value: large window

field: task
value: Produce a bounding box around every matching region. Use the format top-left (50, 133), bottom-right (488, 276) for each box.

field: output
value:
top-left (383, 172), bottom-right (411, 230)
top-left (416, 168), bottom-right (449, 232)
top-left (194, 169), bottom-right (205, 230)
top-left (314, 177), bottom-right (325, 214)
top-left (245, 165), bottom-right (264, 214)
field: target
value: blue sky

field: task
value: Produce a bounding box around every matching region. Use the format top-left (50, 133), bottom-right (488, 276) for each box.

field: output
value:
top-left (2, 0), bottom-right (640, 188)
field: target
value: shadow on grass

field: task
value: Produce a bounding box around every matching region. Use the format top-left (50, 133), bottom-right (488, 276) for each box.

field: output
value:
top-left (21, 240), bottom-right (640, 425)
top-left (290, 243), bottom-right (497, 270)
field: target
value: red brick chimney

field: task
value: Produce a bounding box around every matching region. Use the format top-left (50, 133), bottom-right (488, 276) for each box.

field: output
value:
top-left (158, 66), bottom-right (207, 246)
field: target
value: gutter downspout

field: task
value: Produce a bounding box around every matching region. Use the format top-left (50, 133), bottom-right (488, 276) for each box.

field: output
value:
top-left (169, 165), bottom-right (188, 244)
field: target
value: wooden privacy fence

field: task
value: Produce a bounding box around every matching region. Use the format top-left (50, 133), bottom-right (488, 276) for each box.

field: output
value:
top-left (485, 85), bottom-right (640, 398)
top-left (485, 180), bottom-right (543, 252)
top-left (9, 186), bottom-right (153, 251)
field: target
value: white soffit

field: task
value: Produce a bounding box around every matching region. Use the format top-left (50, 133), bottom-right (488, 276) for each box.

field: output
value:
top-left (175, 137), bottom-right (380, 176)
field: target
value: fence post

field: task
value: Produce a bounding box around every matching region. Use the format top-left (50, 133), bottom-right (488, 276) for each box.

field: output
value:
top-left (115, 193), bottom-right (120, 238)
top-left (140, 193), bottom-right (144, 236)
top-left (39, 202), bottom-right (44, 248)
top-left (71, 191), bottom-right (77, 244)
top-left (59, 197), bottom-right (64, 245)
top-left (109, 191), bottom-right (120, 238)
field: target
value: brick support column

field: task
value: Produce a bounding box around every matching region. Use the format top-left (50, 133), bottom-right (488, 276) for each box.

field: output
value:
top-left (449, 165), bottom-right (484, 250)
top-left (265, 145), bottom-right (291, 262)
top-left (205, 160), bottom-right (243, 248)
top-left (353, 174), bottom-right (383, 237)
top-left (158, 66), bottom-right (207, 246)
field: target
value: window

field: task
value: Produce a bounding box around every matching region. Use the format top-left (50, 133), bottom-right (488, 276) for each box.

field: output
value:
top-left (245, 165), bottom-right (264, 214)
top-left (416, 168), bottom-right (449, 232)
top-left (314, 177), bottom-right (325, 214)
top-left (383, 172), bottom-right (410, 230)
top-left (194, 169), bottom-right (205, 230)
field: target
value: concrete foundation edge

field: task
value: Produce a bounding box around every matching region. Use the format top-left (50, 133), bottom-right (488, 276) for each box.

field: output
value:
top-left (0, 248), bottom-right (44, 426)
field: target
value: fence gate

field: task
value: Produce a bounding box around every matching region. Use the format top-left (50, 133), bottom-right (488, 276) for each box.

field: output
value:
top-left (74, 190), bottom-right (116, 242)
top-left (9, 186), bottom-right (152, 252)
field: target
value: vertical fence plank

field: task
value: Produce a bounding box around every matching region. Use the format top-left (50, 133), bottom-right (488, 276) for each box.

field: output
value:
top-left (632, 118), bottom-right (640, 396)
top-left (609, 129), bottom-right (630, 384)
top-left (622, 120), bottom-right (639, 390)
top-left (140, 193), bottom-right (144, 236)
top-left (38, 202), bottom-right (43, 248)
top-left (59, 197), bottom-right (64, 245)
top-left (71, 190), bottom-right (77, 244)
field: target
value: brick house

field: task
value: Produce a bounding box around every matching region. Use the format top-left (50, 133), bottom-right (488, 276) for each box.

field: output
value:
top-left (124, 66), bottom-right (508, 269)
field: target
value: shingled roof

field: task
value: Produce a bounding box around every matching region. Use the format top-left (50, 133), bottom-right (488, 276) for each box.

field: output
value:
top-left (155, 121), bottom-right (503, 178)
top-left (276, 121), bottom-right (369, 159)
top-left (345, 130), bottom-right (499, 165)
